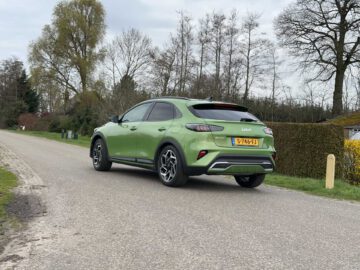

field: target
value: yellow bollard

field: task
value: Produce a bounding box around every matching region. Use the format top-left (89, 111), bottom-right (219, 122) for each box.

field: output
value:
top-left (325, 154), bottom-right (335, 189)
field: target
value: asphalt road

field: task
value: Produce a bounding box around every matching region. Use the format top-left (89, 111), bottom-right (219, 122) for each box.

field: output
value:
top-left (0, 130), bottom-right (359, 270)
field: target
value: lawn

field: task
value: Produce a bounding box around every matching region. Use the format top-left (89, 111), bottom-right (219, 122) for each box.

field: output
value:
top-left (0, 167), bottom-right (18, 228)
top-left (265, 174), bottom-right (360, 202)
top-left (12, 130), bottom-right (91, 148)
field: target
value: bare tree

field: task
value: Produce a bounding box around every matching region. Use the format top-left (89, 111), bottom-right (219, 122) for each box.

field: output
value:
top-left (107, 28), bottom-right (152, 83)
top-left (265, 43), bottom-right (284, 121)
top-left (224, 10), bottom-right (241, 100)
top-left (210, 12), bottom-right (226, 99)
top-left (150, 42), bottom-right (177, 96)
top-left (241, 13), bottom-right (269, 101)
top-left (196, 14), bottom-right (211, 96)
top-left (275, 0), bottom-right (360, 116)
top-left (173, 12), bottom-right (194, 94)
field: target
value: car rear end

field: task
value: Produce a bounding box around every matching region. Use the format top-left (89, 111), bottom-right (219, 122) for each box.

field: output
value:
top-left (178, 101), bottom-right (276, 176)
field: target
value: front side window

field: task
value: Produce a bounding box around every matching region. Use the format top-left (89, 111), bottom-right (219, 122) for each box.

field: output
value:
top-left (122, 103), bottom-right (152, 123)
top-left (147, 102), bottom-right (174, 121)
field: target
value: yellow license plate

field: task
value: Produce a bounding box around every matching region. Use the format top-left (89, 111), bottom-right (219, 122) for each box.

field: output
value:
top-left (232, 137), bottom-right (259, 146)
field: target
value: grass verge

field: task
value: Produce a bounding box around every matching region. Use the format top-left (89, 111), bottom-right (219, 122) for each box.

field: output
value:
top-left (12, 130), bottom-right (90, 148)
top-left (265, 174), bottom-right (360, 202)
top-left (0, 167), bottom-right (18, 231)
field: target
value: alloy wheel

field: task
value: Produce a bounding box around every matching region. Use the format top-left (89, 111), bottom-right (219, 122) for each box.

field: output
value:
top-left (159, 149), bottom-right (177, 182)
top-left (93, 143), bottom-right (102, 166)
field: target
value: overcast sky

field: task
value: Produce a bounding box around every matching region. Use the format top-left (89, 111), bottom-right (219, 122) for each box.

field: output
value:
top-left (0, 0), bottom-right (293, 66)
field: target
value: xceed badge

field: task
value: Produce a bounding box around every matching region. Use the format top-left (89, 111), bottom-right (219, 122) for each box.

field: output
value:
top-left (241, 128), bottom-right (252, 132)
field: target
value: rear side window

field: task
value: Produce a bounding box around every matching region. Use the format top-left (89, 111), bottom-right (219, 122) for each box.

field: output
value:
top-left (147, 102), bottom-right (174, 121)
top-left (190, 103), bottom-right (259, 122)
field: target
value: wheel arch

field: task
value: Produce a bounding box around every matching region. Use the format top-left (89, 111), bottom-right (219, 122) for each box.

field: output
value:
top-left (154, 138), bottom-right (187, 170)
top-left (90, 132), bottom-right (109, 158)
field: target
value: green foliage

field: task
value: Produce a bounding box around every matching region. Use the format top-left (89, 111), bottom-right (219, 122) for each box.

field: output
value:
top-left (267, 123), bottom-right (344, 178)
top-left (0, 167), bottom-right (18, 228)
top-left (18, 70), bottom-right (39, 113)
top-left (265, 174), bottom-right (360, 202)
top-left (24, 89), bottom-right (39, 113)
top-left (70, 91), bottom-right (102, 135)
top-left (48, 115), bottom-right (72, 132)
top-left (328, 111), bottom-right (360, 126)
top-left (4, 100), bottom-right (28, 127)
top-left (53, 0), bottom-right (106, 92)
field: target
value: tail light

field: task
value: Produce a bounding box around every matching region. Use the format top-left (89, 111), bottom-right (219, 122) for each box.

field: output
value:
top-left (272, 152), bottom-right (277, 161)
top-left (186, 124), bottom-right (224, 132)
top-left (197, 150), bottom-right (208, 160)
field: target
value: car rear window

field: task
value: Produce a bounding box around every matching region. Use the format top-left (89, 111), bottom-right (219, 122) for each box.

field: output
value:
top-left (190, 103), bottom-right (259, 122)
top-left (147, 102), bottom-right (174, 121)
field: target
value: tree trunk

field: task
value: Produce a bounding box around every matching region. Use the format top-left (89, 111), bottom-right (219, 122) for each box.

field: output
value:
top-left (243, 30), bottom-right (251, 101)
top-left (332, 68), bottom-right (345, 116)
top-left (197, 44), bottom-right (204, 96)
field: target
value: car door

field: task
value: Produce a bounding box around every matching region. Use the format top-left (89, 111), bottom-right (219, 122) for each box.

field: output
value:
top-left (136, 102), bottom-right (176, 163)
top-left (106, 102), bottom-right (153, 160)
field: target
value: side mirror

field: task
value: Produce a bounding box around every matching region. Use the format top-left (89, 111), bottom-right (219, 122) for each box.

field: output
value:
top-left (109, 115), bottom-right (119, 123)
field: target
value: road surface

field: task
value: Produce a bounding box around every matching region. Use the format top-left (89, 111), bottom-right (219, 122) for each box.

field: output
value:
top-left (0, 130), bottom-right (359, 270)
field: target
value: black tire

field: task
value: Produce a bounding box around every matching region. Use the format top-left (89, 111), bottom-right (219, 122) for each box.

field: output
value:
top-left (92, 138), bottom-right (112, 171)
top-left (157, 145), bottom-right (188, 187)
top-left (234, 174), bottom-right (265, 188)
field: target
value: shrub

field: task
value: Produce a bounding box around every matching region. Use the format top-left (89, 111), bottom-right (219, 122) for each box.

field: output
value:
top-left (33, 114), bottom-right (53, 131)
top-left (17, 113), bottom-right (38, 130)
top-left (267, 123), bottom-right (344, 179)
top-left (344, 140), bottom-right (360, 185)
top-left (48, 115), bottom-right (72, 132)
top-left (69, 91), bottom-right (102, 136)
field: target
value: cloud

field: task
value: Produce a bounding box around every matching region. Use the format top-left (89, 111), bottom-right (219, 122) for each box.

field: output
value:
top-left (0, 0), bottom-right (293, 65)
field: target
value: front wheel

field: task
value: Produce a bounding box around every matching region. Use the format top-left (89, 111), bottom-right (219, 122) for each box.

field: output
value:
top-left (157, 146), bottom-right (188, 187)
top-left (234, 174), bottom-right (265, 188)
top-left (92, 139), bottom-right (112, 171)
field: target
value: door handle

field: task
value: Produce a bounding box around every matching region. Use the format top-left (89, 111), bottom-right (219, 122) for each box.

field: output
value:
top-left (158, 127), bottom-right (166, 132)
top-left (130, 126), bottom-right (137, 131)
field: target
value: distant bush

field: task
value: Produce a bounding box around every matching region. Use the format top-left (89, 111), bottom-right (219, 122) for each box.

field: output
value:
top-left (344, 140), bottom-right (360, 185)
top-left (18, 113), bottom-right (38, 130)
top-left (267, 123), bottom-right (344, 179)
top-left (69, 91), bottom-right (102, 136)
top-left (48, 115), bottom-right (72, 132)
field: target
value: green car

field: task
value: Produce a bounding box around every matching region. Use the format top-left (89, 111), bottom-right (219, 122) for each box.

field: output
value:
top-left (90, 97), bottom-right (276, 187)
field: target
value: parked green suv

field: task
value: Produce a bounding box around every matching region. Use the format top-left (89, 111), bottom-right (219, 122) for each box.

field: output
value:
top-left (90, 97), bottom-right (275, 187)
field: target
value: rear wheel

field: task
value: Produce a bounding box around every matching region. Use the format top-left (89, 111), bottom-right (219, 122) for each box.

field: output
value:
top-left (234, 174), bottom-right (265, 188)
top-left (92, 138), bottom-right (112, 171)
top-left (157, 145), bottom-right (188, 187)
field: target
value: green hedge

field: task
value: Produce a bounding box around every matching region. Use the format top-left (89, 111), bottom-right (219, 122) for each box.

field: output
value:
top-left (267, 123), bottom-right (344, 179)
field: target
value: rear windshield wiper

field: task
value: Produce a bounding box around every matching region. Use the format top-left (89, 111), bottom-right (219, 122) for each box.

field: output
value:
top-left (239, 118), bottom-right (257, 122)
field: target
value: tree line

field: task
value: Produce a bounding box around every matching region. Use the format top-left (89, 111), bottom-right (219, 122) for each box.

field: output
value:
top-left (1, 0), bottom-right (359, 133)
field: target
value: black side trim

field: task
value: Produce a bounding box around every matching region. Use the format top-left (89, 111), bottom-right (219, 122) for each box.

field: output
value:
top-left (110, 156), bottom-right (154, 164)
top-left (109, 157), bottom-right (155, 170)
top-left (137, 158), bottom-right (154, 164)
top-left (111, 156), bottom-right (136, 162)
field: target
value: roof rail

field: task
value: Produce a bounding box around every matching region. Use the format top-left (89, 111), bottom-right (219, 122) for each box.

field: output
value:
top-left (150, 96), bottom-right (191, 100)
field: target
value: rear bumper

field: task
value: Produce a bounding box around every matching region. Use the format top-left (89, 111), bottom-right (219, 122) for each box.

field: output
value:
top-left (185, 155), bottom-right (275, 176)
